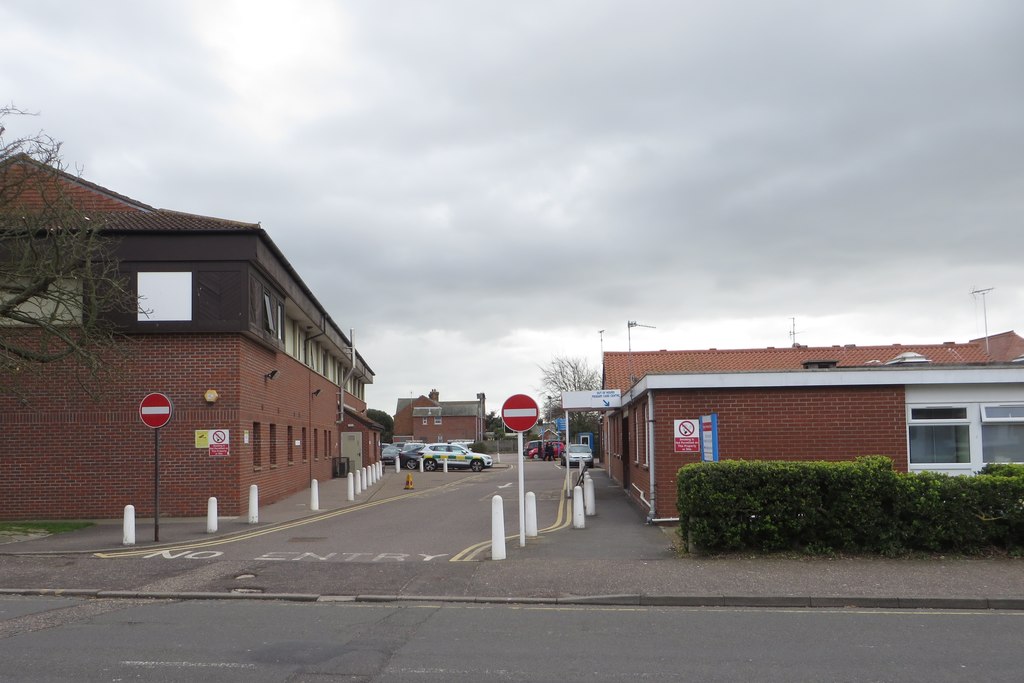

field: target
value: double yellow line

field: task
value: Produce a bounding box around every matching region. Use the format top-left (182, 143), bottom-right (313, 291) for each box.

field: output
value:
top-left (450, 489), bottom-right (573, 562)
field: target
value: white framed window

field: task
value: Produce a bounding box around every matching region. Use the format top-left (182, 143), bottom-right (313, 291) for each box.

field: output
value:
top-left (981, 404), bottom-right (1024, 464)
top-left (908, 406), bottom-right (971, 465)
top-left (422, 417), bottom-right (427, 425)
top-left (434, 416), bottom-right (442, 425)
top-left (138, 271), bottom-right (192, 321)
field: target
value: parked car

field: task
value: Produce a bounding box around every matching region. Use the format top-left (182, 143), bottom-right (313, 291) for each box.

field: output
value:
top-left (525, 440), bottom-right (565, 459)
top-left (419, 443), bottom-right (492, 472)
top-left (560, 443), bottom-right (594, 467)
top-left (381, 444), bottom-right (401, 465)
top-left (399, 442), bottom-right (426, 470)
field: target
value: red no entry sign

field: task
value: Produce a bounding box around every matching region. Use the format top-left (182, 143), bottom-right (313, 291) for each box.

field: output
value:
top-left (501, 394), bottom-right (539, 432)
top-left (139, 392), bottom-right (173, 429)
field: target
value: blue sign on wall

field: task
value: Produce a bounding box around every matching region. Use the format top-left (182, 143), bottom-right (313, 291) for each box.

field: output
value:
top-left (700, 413), bottom-right (719, 462)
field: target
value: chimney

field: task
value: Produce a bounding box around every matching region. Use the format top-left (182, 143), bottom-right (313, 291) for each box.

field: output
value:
top-left (428, 388), bottom-right (439, 402)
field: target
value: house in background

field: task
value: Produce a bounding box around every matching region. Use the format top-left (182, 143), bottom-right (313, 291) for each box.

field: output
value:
top-left (393, 389), bottom-right (486, 443)
top-left (0, 157), bottom-right (377, 519)
top-left (601, 333), bottom-right (1024, 523)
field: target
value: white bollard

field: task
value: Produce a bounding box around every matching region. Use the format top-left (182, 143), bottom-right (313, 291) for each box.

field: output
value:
top-left (491, 495), bottom-right (506, 560)
top-left (355, 469), bottom-right (362, 495)
top-left (364, 466), bottom-right (370, 486)
top-left (573, 485), bottom-right (585, 529)
top-left (310, 479), bottom-right (320, 511)
top-left (525, 491), bottom-right (537, 537)
top-left (395, 456), bottom-right (400, 474)
top-left (419, 457), bottom-right (424, 473)
top-left (584, 474), bottom-right (596, 516)
top-left (248, 484), bottom-right (259, 524)
top-left (443, 458), bottom-right (448, 474)
top-left (347, 473), bottom-right (355, 501)
top-left (206, 497), bottom-right (218, 533)
top-left (123, 505), bottom-right (136, 546)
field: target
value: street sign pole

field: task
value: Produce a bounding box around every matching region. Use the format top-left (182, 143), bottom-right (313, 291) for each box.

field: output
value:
top-left (517, 431), bottom-right (525, 547)
top-left (154, 428), bottom-right (160, 542)
top-left (139, 393), bottom-right (173, 543)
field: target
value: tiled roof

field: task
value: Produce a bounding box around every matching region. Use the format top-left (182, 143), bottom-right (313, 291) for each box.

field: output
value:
top-left (100, 209), bottom-right (259, 233)
top-left (972, 331), bottom-right (1024, 363)
top-left (603, 334), bottom-right (1020, 392)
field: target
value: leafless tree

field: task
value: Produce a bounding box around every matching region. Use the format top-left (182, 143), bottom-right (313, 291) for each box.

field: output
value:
top-left (537, 355), bottom-right (602, 435)
top-left (0, 106), bottom-right (136, 397)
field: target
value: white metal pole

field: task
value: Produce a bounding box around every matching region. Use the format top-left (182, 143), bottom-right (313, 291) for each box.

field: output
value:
top-left (517, 430), bottom-right (525, 547)
top-left (206, 497), bottom-right (218, 533)
top-left (584, 473), bottom-right (595, 516)
top-left (347, 473), bottom-right (355, 501)
top-left (564, 409), bottom-right (572, 498)
top-left (310, 479), bottom-right (320, 511)
top-left (525, 491), bottom-right (537, 537)
top-left (247, 484), bottom-right (259, 524)
top-left (491, 495), bottom-right (506, 560)
top-left (573, 485), bottom-right (585, 528)
top-left (123, 505), bottom-right (136, 546)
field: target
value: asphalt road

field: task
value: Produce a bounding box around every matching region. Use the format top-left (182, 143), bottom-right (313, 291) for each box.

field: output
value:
top-left (1, 597), bottom-right (1022, 682)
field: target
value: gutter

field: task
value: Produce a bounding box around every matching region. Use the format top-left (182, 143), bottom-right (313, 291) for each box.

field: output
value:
top-left (646, 391), bottom-right (656, 524)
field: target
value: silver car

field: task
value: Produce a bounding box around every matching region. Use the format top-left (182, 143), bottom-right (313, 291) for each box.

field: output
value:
top-left (561, 443), bottom-right (594, 468)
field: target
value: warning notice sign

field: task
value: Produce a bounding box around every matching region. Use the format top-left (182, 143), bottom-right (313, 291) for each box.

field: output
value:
top-left (674, 419), bottom-right (700, 453)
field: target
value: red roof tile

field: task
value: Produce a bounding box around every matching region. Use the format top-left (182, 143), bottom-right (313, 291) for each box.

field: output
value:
top-left (602, 334), bottom-right (1022, 392)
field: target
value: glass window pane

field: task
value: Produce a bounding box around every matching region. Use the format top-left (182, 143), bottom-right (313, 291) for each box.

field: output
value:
top-left (982, 424), bottom-right (1024, 463)
top-left (911, 407), bottom-right (967, 420)
top-left (909, 425), bottom-right (970, 464)
top-left (983, 405), bottom-right (1024, 420)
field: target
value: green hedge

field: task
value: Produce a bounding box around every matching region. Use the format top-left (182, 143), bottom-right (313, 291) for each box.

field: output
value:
top-left (677, 457), bottom-right (1024, 555)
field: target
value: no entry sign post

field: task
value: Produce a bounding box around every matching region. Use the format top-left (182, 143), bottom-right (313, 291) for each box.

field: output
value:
top-left (140, 393), bottom-right (173, 542)
top-left (502, 394), bottom-right (539, 548)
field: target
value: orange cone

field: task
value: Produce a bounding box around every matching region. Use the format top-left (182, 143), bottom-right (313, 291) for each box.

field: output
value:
top-left (404, 473), bottom-right (414, 490)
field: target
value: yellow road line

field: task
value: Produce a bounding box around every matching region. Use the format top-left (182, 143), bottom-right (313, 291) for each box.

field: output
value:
top-left (451, 487), bottom-right (572, 562)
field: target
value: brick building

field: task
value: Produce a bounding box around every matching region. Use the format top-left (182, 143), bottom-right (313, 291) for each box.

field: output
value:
top-left (0, 158), bottom-right (379, 519)
top-left (600, 335), bottom-right (1024, 522)
top-left (393, 389), bottom-right (486, 443)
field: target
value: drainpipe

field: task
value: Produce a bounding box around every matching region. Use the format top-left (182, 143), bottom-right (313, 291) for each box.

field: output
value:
top-left (645, 391), bottom-right (657, 524)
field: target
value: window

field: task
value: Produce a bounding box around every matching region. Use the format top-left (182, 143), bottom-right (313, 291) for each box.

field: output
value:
top-left (287, 426), bottom-right (294, 464)
top-left (252, 422), bottom-right (262, 469)
top-left (422, 417), bottom-right (428, 425)
top-left (313, 428), bottom-right (319, 460)
top-left (269, 424), bottom-right (277, 467)
top-left (908, 406), bottom-right (970, 465)
top-left (138, 272), bottom-right (192, 321)
top-left (982, 404), bottom-right (1024, 463)
top-left (434, 416), bottom-right (442, 425)
top-left (301, 427), bottom-right (307, 462)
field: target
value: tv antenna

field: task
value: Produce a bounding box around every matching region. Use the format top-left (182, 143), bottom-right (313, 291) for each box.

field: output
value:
top-left (627, 320), bottom-right (656, 384)
top-left (788, 317), bottom-right (805, 347)
top-left (970, 287), bottom-right (994, 357)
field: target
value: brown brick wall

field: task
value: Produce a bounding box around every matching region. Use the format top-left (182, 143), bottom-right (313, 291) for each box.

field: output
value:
top-left (607, 385), bottom-right (907, 519)
top-left (0, 334), bottom-right (343, 519)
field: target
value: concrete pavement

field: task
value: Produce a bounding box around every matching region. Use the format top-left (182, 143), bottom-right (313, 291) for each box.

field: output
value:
top-left (1, 458), bottom-right (1022, 610)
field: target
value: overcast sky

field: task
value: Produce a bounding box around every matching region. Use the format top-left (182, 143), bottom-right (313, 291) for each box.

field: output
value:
top-left (3, 1), bottom-right (1021, 414)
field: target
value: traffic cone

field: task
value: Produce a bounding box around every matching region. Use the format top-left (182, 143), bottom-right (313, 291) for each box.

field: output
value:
top-left (404, 473), bottom-right (414, 490)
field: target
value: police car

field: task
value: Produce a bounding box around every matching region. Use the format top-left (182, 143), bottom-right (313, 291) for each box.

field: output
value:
top-left (418, 443), bottom-right (492, 472)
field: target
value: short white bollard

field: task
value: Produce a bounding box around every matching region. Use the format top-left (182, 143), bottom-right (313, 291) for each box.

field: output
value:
top-left (573, 485), bottom-right (585, 529)
top-left (419, 457), bottom-right (424, 473)
top-left (355, 469), bottom-right (362, 495)
top-left (584, 475), bottom-right (595, 516)
top-left (248, 484), bottom-right (259, 524)
top-left (395, 457), bottom-right (400, 474)
top-left (491, 495), bottom-right (506, 560)
top-left (443, 459), bottom-right (448, 474)
top-left (347, 473), bottom-right (355, 501)
top-left (525, 491), bottom-right (537, 537)
top-left (310, 479), bottom-right (320, 512)
top-left (123, 505), bottom-right (136, 546)
top-left (364, 466), bottom-right (371, 486)
top-left (206, 497), bottom-right (218, 533)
